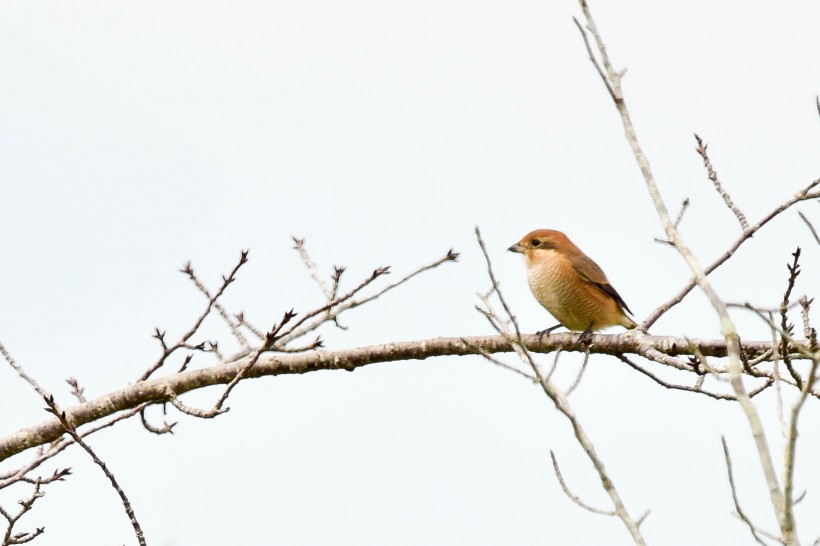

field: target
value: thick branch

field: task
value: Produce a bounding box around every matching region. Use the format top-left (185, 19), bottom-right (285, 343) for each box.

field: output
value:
top-left (1, 333), bottom-right (808, 463)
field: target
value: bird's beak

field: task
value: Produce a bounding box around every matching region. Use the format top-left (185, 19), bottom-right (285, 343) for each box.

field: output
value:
top-left (507, 243), bottom-right (525, 254)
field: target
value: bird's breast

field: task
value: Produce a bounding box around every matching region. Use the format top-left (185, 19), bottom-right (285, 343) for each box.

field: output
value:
top-left (526, 253), bottom-right (570, 310)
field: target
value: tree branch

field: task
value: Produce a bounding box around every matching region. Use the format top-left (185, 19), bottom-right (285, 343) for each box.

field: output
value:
top-left (1, 332), bottom-right (814, 463)
top-left (575, 0), bottom-right (801, 541)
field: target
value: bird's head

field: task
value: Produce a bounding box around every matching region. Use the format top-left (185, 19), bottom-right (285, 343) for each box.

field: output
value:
top-left (507, 229), bottom-right (576, 264)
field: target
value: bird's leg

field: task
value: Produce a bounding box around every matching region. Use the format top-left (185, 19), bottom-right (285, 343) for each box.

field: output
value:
top-left (577, 324), bottom-right (594, 345)
top-left (536, 324), bottom-right (563, 342)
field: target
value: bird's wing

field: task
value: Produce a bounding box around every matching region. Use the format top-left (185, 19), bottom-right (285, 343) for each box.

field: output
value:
top-left (566, 252), bottom-right (634, 315)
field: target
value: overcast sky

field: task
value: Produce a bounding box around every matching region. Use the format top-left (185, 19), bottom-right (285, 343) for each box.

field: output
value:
top-left (1, 1), bottom-right (819, 545)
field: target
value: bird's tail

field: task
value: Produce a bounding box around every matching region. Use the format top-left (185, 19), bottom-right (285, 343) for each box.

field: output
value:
top-left (620, 314), bottom-right (638, 330)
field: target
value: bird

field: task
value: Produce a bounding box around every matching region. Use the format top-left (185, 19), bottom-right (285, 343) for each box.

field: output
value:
top-left (508, 229), bottom-right (637, 338)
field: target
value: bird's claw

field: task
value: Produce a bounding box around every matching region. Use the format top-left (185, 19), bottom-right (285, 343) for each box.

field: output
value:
top-left (577, 326), bottom-right (594, 345)
top-left (536, 324), bottom-right (562, 342)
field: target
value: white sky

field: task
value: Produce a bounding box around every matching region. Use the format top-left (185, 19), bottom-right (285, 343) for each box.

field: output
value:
top-left (1, 1), bottom-right (819, 545)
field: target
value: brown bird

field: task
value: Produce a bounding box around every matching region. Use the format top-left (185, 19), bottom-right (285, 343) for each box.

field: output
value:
top-left (508, 229), bottom-right (637, 336)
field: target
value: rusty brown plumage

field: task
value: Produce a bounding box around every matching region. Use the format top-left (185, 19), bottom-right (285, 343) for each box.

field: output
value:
top-left (508, 229), bottom-right (636, 332)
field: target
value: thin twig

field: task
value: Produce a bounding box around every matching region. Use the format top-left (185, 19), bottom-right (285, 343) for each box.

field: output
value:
top-left (550, 451), bottom-right (616, 516)
top-left (1, 480), bottom-right (45, 546)
top-left (799, 297), bottom-right (817, 350)
top-left (721, 437), bottom-right (776, 546)
top-left (770, 310), bottom-right (790, 442)
top-left (572, 17), bottom-right (616, 102)
top-left (65, 378), bottom-right (86, 404)
top-left (209, 309), bottom-right (299, 412)
top-left (642, 177), bottom-right (820, 330)
top-left (727, 300), bottom-right (804, 315)
top-left (292, 236), bottom-right (332, 300)
top-left (166, 389), bottom-right (227, 419)
top-left (564, 350), bottom-right (590, 396)
top-left (234, 312), bottom-right (266, 342)
top-left (0, 342), bottom-right (47, 399)
top-left (782, 350), bottom-right (820, 537)
top-left (276, 249), bottom-right (458, 346)
top-left (275, 268), bottom-right (390, 344)
top-left (139, 406), bottom-right (176, 435)
top-left (780, 248), bottom-right (803, 387)
top-left (43, 395), bottom-right (146, 546)
top-left (674, 198), bottom-right (690, 228)
top-left (618, 354), bottom-right (740, 401)
top-left (292, 237), bottom-right (354, 331)
top-left (798, 211), bottom-right (820, 245)
top-left (740, 304), bottom-right (817, 361)
top-left (460, 339), bottom-right (537, 383)
top-left (140, 250), bottom-right (249, 382)
top-left (187, 270), bottom-right (249, 350)
top-left (545, 349), bottom-right (563, 384)
top-left (654, 198), bottom-right (690, 245)
top-left (694, 134), bottom-right (748, 230)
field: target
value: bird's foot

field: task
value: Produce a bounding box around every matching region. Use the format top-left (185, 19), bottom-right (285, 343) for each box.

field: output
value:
top-left (536, 324), bottom-right (562, 342)
top-left (577, 325), bottom-right (594, 346)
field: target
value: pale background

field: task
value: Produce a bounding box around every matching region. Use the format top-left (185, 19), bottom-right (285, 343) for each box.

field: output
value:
top-left (1, 1), bottom-right (819, 545)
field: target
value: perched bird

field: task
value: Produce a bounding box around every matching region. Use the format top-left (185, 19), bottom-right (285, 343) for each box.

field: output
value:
top-left (508, 229), bottom-right (637, 335)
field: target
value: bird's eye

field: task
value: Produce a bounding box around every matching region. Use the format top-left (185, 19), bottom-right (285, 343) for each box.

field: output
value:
top-left (532, 239), bottom-right (541, 247)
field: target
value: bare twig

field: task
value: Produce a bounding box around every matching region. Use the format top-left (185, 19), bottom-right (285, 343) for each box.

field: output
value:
top-left (721, 437), bottom-right (776, 546)
top-left (460, 339), bottom-right (536, 383)
top-left (617, 354), bottom-right (771, 401)
top-left (292, 236), bottom-right (332, 300)
top-left (275, 249), bottom-right (458, 346)
top-left (275, 269), bottom-right (390, 345)
top-left (1, 480), bottom-right (45, 546)
top-left (799, 297), bottom-right (817, 350)
top-left (565, 350), bottom-right (590, 396)
top-left (13, 468), bottom-right (71, 486)
top-left (139, 406), bottom-right (176, 435)
top-left (674, 198), bottom-right (690, 228)
top-left (572, 17), bottom-right (616, 102)
top-left (727, 300), bottom-right (804, 315)
top-left (694, 134), bottom-right (748, 230)
top-left (783, 350), bottom-right (820, 538)
top-left (769, 314), bottom-right (788, 441)
top-left (140, 250), bottom-right (249, 382)
top-left (0, 342), bottom-right (47, 399)
top-left (270, 337), bottom-right (324, 353)
top-left (292, 237), bottom-right (354, 331)
top-left (738, 304), bottom-right (817, 361)
top-left (43, 395), bottom-right (146, 546)
top-left (65, 378), bottom-right (86, 404)
top-left (654, 198), bottom-right (690, 245)
top-left (798, 211), bottom-right (820, 245)
top-left (780, 248), bottom-right (803, 388)
top-left (636, 510), bottom-right (651, 528)
top-left (234, 311), bottom-right (266, 341)
top-left (166, 388), bottom-right (227, 419)
top-left (545, 349), bottom-right (563, 384)
top-left (186, 269), bottom-right (249, 350)
top-left (550, 450), bottom-right (615, 516)
top-left (642, 177), bottom-right (820, 330)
